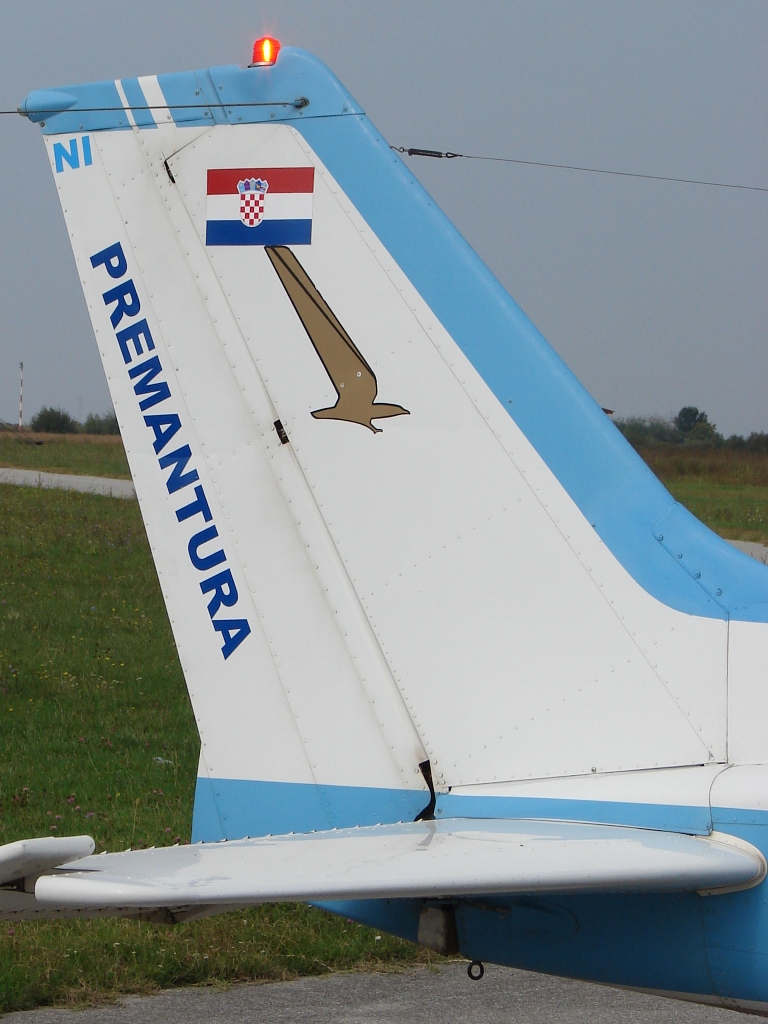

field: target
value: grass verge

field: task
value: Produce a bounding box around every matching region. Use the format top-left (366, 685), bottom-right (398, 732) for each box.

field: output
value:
top-left (0, 434), bottom-right (130, 480)
top-left (1, 909), bottom-right (430, 1012)
top-left (636, 447), bottom-right (768, 543)
top-left (0, 484), bottom-right (432, 1011)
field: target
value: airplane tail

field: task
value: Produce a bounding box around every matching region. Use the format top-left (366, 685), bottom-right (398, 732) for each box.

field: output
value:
top-left (23, 46), bottom-right (768, 846)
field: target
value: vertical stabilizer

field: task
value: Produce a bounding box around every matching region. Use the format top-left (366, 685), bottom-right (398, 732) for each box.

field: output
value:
top-left (23, 47), bottom-right (768, 841)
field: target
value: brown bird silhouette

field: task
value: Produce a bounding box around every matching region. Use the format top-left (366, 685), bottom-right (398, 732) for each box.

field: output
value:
top-left (265, 246), bottom-right (409, 433)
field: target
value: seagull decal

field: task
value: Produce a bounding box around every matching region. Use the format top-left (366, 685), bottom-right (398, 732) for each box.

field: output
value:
top-left (265, 245), bottom-right (410, 433)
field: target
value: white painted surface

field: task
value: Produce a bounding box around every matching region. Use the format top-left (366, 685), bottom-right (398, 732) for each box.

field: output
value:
top-left (0, 836), bottom-right (94, 886)
top-left (170, 123), bottom-right (725, 784)
top-left (711, 764), bottom-right (768, 812)
top-left (35, 819), bottom-right (766, 908)
top-left (114, 80), bottom-right (137, 129)
top-left (47, 124), bottom-right (427, 802)
top-left (727, 623), bottom-right (768, 764)
top-left (206, 191), bottom-right (313, 221)
top-left (135, 76), bottom-right (167, 124)
top-left (448, 764), bottom-right (724, 808)
top-left (44, 113), bottom-right (760, 810)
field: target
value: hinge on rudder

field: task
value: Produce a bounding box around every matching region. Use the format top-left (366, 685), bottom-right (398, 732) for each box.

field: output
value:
top-left (414, 760), bottom-right (436, 821)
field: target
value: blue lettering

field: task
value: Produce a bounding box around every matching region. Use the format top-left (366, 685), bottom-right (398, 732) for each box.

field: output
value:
top-left (117, 318), bottom-right (155, 364)
top-left (201, 569), bottom-right (239, 618)
top-left (53, 139), bottom-right (79, 173)
top-left (129, 356), bottom-right (171, 411)
top-left (90, 242), bottom-right (127, 279)
top-left (81, 136), bottom-right (92, 166)
top-left (144, 413), bottom-right (181, 454)
top-left (158, 444), bottom-right (198, 494)
top-left (103, 278), bottom-right (141, 328)
top-left (89, 242), bottom-right (251, 661)
top-left (175, 484), bottom-right (212, 523)
top-left (188, 526), bottom-right (226, 572)
top-left (213, 618), bottom-right (252, 660)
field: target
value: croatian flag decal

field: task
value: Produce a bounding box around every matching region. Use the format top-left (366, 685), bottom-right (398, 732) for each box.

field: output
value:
top-left (206, 167), bottom-right (314, 246)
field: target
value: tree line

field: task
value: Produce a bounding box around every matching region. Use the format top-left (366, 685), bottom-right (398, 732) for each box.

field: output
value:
top-left (25, 402), bottom-right (768, 451)
top-left (29, 406), bottom-right (119, 435)
top-left (615, 406), bottom-right (768, 452)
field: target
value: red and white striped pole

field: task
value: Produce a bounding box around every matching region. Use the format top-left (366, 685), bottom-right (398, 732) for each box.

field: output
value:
top-left (18, 362), bottom-right (23, 431)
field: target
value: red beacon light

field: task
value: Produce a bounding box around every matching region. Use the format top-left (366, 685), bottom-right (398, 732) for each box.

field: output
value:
top-left (251, 37), bottom-right (281, 67)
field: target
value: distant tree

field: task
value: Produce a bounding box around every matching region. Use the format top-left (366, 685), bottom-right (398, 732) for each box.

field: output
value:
top-left (30, 406), bottom-right (80, 433)
top-left (674, 406), bottom-right (708, 435)
top-left (672, 406), bottom-right (722, 446)
top-left (83, 411), bottom-right (120, 435)
top-left (745, 432), bottom-right (768, 454)
top-left (725, 433), bottom-right (748, 451)
top-left (686, 419), bottom-right (721, 446)
top-left (614, 415), bottom-right (682, 447)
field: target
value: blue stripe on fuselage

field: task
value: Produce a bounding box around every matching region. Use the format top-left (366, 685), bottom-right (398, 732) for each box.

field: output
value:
top-left (191, 776), bottom-right (712, 843)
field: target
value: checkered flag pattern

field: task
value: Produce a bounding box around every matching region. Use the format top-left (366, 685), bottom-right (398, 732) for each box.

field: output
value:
top-left (240, 191), bottom-right (266, 227)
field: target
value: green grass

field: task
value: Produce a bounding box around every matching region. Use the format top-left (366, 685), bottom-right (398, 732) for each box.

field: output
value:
top-left (662, 480), bottom-right (768, 543)
top-left (0, 484), bottom-right (431, 1011)
top-left (636, 447), bottom-right (768, 543)
top-left (0, 435), bottom-right (130, 480)
top-left (0, 909), bottom-right (427, 1012)
top-left (0, 485), bottom-right (193, 851)
top-left (638, 446), bottom-right (768, 488)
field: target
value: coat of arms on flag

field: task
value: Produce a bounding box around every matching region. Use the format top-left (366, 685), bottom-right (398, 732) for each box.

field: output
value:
top-left (237, 177), bottom-right (269, 227)
top-left (206, 167), bottom-right (314, 246)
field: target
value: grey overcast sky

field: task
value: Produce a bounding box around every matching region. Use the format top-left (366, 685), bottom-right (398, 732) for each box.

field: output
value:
top-left (0, 1), bottom-right (765, 435)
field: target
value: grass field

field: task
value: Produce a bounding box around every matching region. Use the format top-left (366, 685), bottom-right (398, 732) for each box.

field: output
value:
top-left (0, 484), bottom-right (432, 1012)
top-left (0, 434), bottom-right (130, 480)
top-left (0, 439), bottom-right (766, 1010)
top-left (636, 446), bottom-right (768, 543)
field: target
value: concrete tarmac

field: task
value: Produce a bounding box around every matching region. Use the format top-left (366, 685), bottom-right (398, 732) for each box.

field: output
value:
top-left (0, 467), bottom-right (135, 499)
top-left (730, 539), bottom-right (768, 565)
top-left (5, 964), bottom-right (744, 1023)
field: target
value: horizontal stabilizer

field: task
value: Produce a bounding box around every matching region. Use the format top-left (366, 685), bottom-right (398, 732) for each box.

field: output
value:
top-left (0, 835), bottom-right (94, 885)
top-left (35, 820), bottom-right (765, 909)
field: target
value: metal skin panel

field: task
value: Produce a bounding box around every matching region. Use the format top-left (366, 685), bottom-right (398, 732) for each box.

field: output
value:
top-left (46, 126), bottom-right (426, 803)
top-left (43, 106), bottom-right (732, 794)
top-left (727, 623), bottom-right (768, 764)
top-left (162, 121), bottom-right (726, 784)
top-left (45, 129), bottom-right (312, 793)
top-left (33, 820), bottom-right (766, 907)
